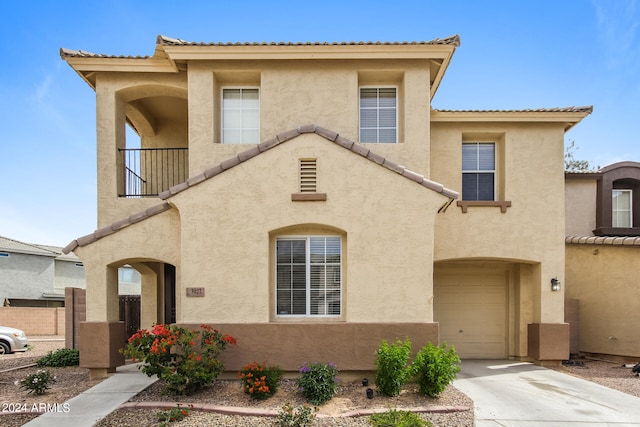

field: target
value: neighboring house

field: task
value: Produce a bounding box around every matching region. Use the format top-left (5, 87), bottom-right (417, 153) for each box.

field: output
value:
top-left (0, 235), bottom-right (141, 307)
top-left (0, 235), bottom-right (84, 307)
top-left (565, 162), bottom-right (640, 360)
top-left (60, 34), bottom-right (592, 377)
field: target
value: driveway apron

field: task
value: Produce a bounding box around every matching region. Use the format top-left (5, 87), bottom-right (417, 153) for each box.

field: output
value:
top-left (454, 360), bottom-right (640, 427)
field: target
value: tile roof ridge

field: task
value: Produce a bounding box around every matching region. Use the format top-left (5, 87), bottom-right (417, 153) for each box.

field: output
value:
top-left (434, 106), bottom-right (593, 114)
top-left (159, 124), bottom-right (458, 200)
top-left (565, 235), bottom-right (640, 246)
top-left (63, 202), bottom-right (172, 253)
top-left (156, 34), bottom-right (460, 47)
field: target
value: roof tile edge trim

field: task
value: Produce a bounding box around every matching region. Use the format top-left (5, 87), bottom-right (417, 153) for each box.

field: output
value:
top-left (159, 124), bottom-right (459, 202)
top-left (565, 235), bottom-right (640, 246)
top-left (62, 202), bottom-right (172, 253)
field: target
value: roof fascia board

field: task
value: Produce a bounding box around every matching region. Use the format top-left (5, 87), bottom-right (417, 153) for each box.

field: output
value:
top-left (160, 44), bottom-right (455, 61)
top-left (63, 57), bottom-right (178, 73)
top-left (429, 48), bottom-right (456, 99)
top-left (431, 110), bottom-right (591, 131)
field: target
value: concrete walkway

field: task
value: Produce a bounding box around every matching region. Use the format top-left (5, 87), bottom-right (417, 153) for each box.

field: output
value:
top-left (454, 360), bottom-right (640, 427)
top-left (23, 363), bottom-right (156, 427)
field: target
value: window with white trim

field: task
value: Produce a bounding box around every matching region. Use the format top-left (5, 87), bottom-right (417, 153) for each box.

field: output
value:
top-left (462, 142), bottom-right (495, 201)
top-left (221, 88), bottom-right (260, 144)
top-left (276, 236), bottom-right (341, 317)
top-left (359, 87), bottom-right (397, 143)
top-left (612, 189), bottom-right (632, 227)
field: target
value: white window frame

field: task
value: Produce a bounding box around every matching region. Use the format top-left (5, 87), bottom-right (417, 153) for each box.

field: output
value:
top-left (462, 142), bottom-right (496, 201)
top-left (359, 86), bottom-right (398, 143)
top-left (275, 235), bottom-right (342, 318)
top-left (221, 87), bottom-right (260, 144)
top-left (612, 189), bottom-right (633, 228)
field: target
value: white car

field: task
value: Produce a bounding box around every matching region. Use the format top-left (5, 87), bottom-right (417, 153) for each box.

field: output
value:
top-left (0, 324), bottom-right (29, 354)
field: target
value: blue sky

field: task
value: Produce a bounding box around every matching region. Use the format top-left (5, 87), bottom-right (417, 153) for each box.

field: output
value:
top-left (1, 0), bottom-right (638, 246)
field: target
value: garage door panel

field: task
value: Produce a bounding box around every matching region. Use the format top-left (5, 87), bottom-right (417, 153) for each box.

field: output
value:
top-left (435, 273), bottom-right (506, 359)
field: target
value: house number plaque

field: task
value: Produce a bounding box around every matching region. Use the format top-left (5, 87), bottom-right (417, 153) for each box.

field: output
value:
top-left (186, 287), bottom-right (205, 297)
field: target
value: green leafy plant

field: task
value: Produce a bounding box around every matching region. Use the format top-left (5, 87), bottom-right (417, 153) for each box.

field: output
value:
top-left (370, 408), bottom-right (432, 427)
top-left (238, 361), bottom-right (283, 400)
top-left (157, 403), bottom-right (193, 426)
top-left (411, 342), bottom-right (461, 397)
top-left (121, 323), bottom-right (236, 395)
top-left (18, 370), bottom-right (56, 395)
top-left (36, 348), bottom-right (80, 367)
top-left (276, 401), bottom-right (316, 427)
top-left (375, 338), bottom-right (413, 396)
top-left (296, 361), bottom-right (339, 405)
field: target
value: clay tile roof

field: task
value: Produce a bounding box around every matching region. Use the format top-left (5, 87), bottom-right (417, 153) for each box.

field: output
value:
top-left (62, 202), bottom-right (172, 254)
top-left (65, 126), bottom-right (458, 252)
top-left (158, 124), bottom-right (459, 201)
top-left (156, 34), bottom-right (461, 47)
top-left (565, 235), bottom-right (640, 246)
top-left (435, 106), bottom-right (593, 114)
top-left (59, 47), bottom-right (151, 60)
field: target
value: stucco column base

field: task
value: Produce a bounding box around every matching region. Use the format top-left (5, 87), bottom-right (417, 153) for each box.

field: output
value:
top-left (527, 323), bottom-right (569, 366)
top-left (79, 321), bottom-right (125, 371)
top-left (88, 367), bottom-right (116, 380)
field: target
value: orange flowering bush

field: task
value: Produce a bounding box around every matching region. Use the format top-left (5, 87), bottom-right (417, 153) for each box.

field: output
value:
top-left (122, 324), bottom-right (236, 395)
top-left (238, 362), bottom-right (283, 400)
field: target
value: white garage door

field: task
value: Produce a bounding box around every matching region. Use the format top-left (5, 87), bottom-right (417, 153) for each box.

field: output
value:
top-left (434, 273), bottom-right (506, 359)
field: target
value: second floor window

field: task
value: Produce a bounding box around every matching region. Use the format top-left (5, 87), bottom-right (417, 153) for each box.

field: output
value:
top-left (462, 142), bottom-right (495, 201)
top-left (222, 88), bottom-right (259, 144)
top-left (359, 87), bottom-right (397, 143)
top-left (612, 189), bottom-right (632, 227)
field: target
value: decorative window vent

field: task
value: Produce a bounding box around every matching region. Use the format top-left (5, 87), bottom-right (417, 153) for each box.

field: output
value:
top-left (300, 159), bottom-right (317, 193)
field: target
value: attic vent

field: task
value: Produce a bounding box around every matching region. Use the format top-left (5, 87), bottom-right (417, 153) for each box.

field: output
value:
top-left (300, 159), bottom-right (317, 193)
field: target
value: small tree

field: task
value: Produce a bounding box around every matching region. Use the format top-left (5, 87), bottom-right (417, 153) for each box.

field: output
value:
top-left (565, 140), bottom-right (599, 172)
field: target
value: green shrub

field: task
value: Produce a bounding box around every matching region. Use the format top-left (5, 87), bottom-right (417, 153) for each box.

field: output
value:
top-left (297, 361), bottom-right (338, 405)
top-left (121, 323), bottom-right (236, 395)
top-left (375, 338), bottom-right (413, 396)
top-left (19, 370), bottom-right (56, 395)
top-left (238, 362), bottom-right (283, 400)
top-left (36, 348), bottom-right (80, 367)
top-left (157, 403), bottom-right (192, 426)
top-left (277, 402), bottom-right (316, 427)
top-left (411, 342), bottom-right (461, 397)
top-left (370, 408), bottom-right (432, 427)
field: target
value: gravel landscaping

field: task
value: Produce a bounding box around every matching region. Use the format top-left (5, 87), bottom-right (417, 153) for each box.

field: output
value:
top-left (2, 339), bottom-right (639, 426)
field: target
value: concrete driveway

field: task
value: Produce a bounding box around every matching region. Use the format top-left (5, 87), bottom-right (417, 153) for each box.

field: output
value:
top-left (454, 360), bottom-right (640, 427)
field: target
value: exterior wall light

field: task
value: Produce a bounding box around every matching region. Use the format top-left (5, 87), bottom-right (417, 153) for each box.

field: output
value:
top-left (551, 277), bottom-right (561, 291)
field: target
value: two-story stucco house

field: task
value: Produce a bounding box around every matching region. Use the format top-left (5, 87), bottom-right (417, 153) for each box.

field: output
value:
top-left (60, 35), bottom-right (591, 377)
top-left (565, 162), bottom-right (640, 360)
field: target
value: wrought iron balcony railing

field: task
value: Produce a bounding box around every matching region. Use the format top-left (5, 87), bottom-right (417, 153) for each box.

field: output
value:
top-left (119, 148), bottom-right (188, 197)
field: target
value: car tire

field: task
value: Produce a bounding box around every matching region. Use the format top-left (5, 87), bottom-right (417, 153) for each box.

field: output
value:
top-left (0, 341), bottom-right (10, 355)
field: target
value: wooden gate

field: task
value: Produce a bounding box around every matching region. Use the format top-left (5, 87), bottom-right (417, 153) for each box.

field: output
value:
top-left (119, 295), bottom-right (141, 345)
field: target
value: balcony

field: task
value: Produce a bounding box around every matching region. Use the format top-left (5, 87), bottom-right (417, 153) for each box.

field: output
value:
top-left (119, 148), bottom-right (188, 197)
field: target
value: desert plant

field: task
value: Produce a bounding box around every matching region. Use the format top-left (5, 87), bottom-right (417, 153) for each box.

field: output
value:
top-left (36, 348), bottom-right (80, 367)
top-left (18, 369), bottom-right (56, 395)
top-left (297, 361), bottom-right (339, 405)
top-left (157, 403), bottom-right (192, 426)
top-left (276, 401), bottom-right (316, 427)
top-left (375, 338), bottom-right (413, 396)
top-left (121, 323), bottom-right (236, 395)
top-left (238, 361), bottom-right (283, 400)
top-left (370, 407), bottom-right (432, 427)
top-left (411, 342), bottom-right (461, 397)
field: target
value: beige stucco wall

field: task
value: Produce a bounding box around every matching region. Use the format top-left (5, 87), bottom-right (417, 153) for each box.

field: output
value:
top-left (565, 178), bottom-right (597, 236)
top-left (171, 133), bottom-right (446, 324)
top-left (96, 60), bottom-right (433, 226)
top-left (430, 122), bottom-right (567, 323)
top-left (566, 243), bottom-right (640, 357)
top-left (75, 208), bottom-right (181, 322)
